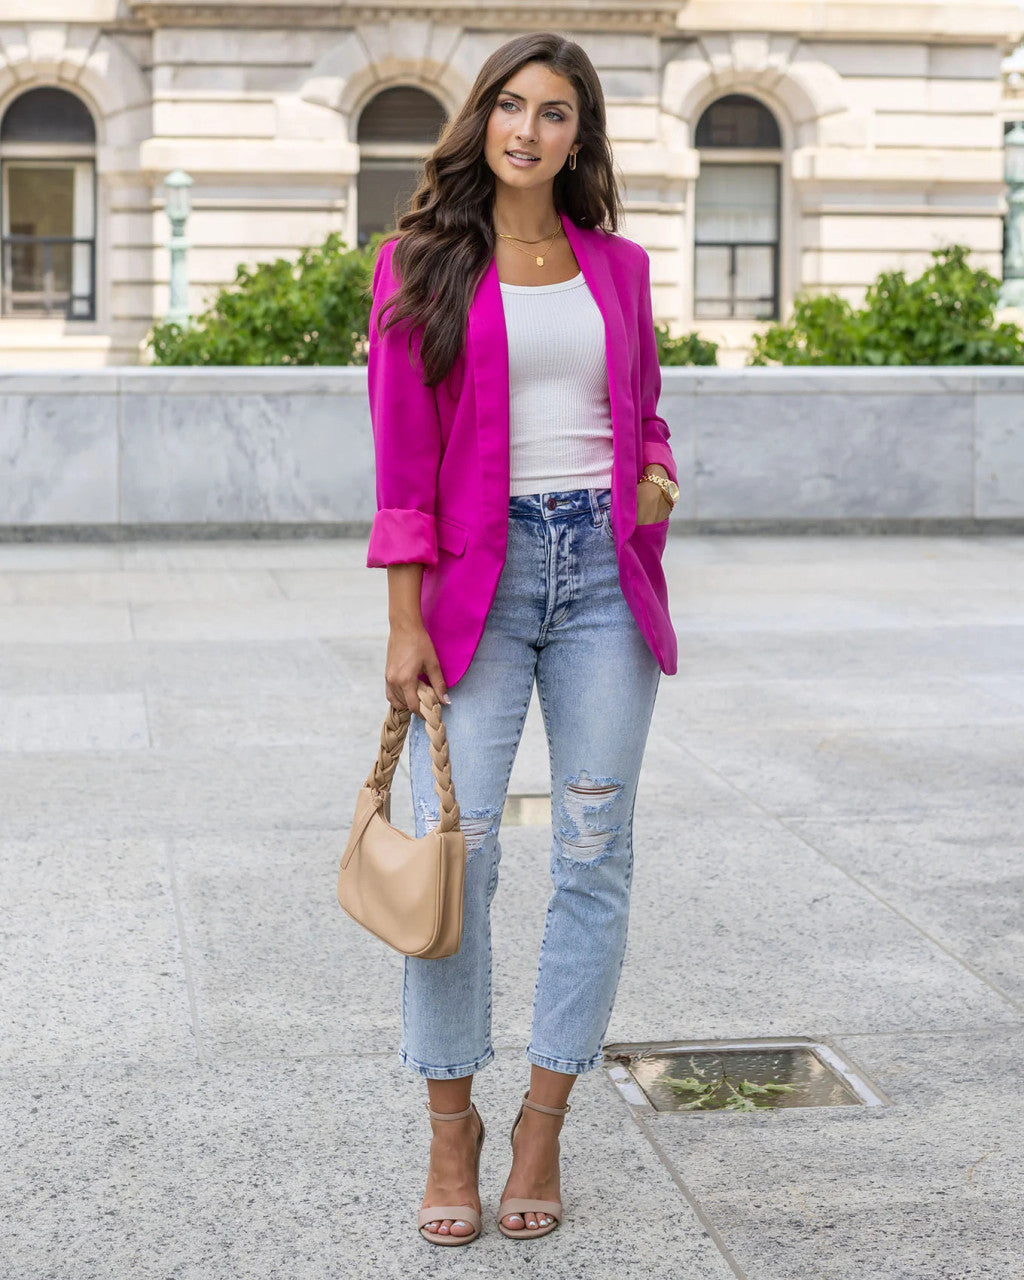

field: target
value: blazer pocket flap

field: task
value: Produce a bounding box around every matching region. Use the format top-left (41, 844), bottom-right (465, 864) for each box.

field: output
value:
top-left (436, 514), bottom-right (468, 557)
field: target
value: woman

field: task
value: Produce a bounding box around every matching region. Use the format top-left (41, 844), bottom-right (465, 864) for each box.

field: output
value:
top-left (364, 31), bottom-right (680, 1246)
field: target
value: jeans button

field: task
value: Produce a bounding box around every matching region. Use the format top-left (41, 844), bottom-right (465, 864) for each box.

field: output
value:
top-left (546, 497), bottom-right (557, 510)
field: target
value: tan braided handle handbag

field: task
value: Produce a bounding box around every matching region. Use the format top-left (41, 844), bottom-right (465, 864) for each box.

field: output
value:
top-left (337, 683), bottom-right (466, 959)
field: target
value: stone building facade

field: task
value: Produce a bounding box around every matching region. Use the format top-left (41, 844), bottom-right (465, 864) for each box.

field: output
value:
top-left (0, 0), bottom-right (1021, 367)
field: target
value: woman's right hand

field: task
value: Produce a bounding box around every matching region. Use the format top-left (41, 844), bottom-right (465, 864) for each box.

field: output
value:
top-left (384, 619), bottom-right (450, 717)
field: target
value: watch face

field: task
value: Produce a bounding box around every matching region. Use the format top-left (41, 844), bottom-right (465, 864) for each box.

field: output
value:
top-left (666, 480), bottom-right (680, 502)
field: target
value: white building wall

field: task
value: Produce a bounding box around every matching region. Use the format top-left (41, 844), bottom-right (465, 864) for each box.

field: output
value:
top-left (0, 0), bottom-right (1020, 367)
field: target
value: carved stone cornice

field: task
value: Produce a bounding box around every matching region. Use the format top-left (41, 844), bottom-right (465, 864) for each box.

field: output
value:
top-left (677, 0), bottom-right (1022, 46)
top-left (127, 0), bottom-right (679, 31)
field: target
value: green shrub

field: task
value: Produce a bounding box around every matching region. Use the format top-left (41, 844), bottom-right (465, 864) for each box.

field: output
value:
top-left (147, 228), bottom-right (728, 368)
top-left (655, 324), bottom-right (719, 366)
top-left (750, 245), bottom-right (1024, 366)
top-left (147, 231), bottom-right (381, 366)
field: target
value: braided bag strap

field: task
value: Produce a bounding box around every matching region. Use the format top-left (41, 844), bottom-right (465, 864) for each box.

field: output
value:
top-left (364, 685), bottom-right (461, 834)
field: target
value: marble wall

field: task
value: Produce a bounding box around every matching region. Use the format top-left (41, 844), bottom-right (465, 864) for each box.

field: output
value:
top-left (0, 367), bottom-right (1021, 531)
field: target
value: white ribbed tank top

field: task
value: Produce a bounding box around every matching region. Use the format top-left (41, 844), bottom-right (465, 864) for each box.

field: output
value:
top-left (498, 270), bottom-right (614, 497)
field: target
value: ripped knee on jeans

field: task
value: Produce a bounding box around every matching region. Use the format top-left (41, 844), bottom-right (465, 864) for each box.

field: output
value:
top-left (417, 799), bottom-right (501, 861)
top-left (557, 769), bottom-right (624, 864)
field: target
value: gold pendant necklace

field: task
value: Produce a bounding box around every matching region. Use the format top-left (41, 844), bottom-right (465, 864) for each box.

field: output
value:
top-left (495, 223), bottom-right (562, 267)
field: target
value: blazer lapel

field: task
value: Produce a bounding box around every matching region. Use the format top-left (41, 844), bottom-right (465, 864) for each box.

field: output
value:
top-left (467, 251), bottom-right (511, 552)
top-left (467, 210), bottom-right (638, 547)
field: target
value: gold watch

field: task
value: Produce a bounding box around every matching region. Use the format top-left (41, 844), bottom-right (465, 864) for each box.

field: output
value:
top-left (640, 471), bottom-right (680, 508)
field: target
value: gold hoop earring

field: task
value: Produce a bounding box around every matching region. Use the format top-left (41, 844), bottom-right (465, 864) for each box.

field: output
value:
top-left (568, 151), bottom-right (577, 171)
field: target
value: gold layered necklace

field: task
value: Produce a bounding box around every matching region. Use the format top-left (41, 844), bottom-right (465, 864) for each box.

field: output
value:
top-left (495, 221), bottom-right (563, 267)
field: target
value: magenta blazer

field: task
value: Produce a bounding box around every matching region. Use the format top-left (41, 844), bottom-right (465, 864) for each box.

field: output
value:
top-left (365, 208), bottom-right (679, 689)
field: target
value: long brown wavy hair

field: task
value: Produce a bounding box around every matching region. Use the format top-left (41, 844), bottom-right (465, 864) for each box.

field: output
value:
top-left (372, 32), bottom-right (624, 388)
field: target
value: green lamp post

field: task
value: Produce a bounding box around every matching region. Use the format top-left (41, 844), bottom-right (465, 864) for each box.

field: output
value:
top-left (1000, 122), bottom-right (1024, 310)
top-left (164, 169), bottom-right (194, 325)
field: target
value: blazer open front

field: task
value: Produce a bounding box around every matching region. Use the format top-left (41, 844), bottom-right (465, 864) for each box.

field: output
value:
top-left (365, 208), bottom-right (679, 689)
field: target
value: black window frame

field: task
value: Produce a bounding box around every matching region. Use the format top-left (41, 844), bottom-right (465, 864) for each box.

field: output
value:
top-left (1, 229), bottom-right (97, 321)
top-left (693, 162), bottom-right (782, 321)
top-left (693, 93), bottom-right (783, 323)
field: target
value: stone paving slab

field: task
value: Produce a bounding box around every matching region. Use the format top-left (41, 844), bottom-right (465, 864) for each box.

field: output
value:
top-left (638, 1027), bottom-right (1024, 1280)
top-left (0, 638), bottom-right (343, 696)
top-left (0, 533), bottom-right (1021, 1278)
top-left (0, 745), bottom-right (365, 838)
top-left (0, 602), bottom-right (133, 643)
top-left (0, 692), bottom-right (150, 752)
top-left (663, 673), bottom-right (1015, 730)
top-left (668, 624), bottom-right (1024, 680)
top-left (608, 804), bottom-right (1020, 1045)
top-left (788, 813), bottom-right (1024, 1004)
top-left (127, 594), bottom-right (388, 643)
top-left (658, 723), bottom-right (1024, 821)
top-left (0, 1052), bottom-right (735, 1280)
top-left (0, 567), bottom-right (284, 604)
top-left (2, 834), bottom-right (193, 1069)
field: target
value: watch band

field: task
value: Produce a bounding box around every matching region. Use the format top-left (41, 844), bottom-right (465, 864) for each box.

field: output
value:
top-left (640, 471), bottom-right (677, 507)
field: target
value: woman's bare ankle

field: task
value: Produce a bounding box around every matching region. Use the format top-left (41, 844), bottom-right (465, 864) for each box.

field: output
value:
top-left (426, 1077), bottom-right (474, 1115)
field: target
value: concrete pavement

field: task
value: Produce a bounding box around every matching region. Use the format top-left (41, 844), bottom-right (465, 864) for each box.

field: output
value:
top-left (1, 532), bottom-right (1022, 1279)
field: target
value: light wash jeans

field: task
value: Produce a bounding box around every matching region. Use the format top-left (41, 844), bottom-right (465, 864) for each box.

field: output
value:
top-left (401, 487), bottom-right (661, 1079)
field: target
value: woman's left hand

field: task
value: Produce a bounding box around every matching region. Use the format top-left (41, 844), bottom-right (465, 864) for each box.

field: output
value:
top-left (636, 469), bottom-right (673, 526)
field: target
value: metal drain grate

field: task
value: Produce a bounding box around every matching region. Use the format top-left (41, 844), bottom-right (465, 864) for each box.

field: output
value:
top-left (604, 1037), bottom-right (889, 1112)
top-left (502, 793), bottom-right (551, 826)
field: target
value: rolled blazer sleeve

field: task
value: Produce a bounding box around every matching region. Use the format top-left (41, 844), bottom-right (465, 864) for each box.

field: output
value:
top-left (636, 246), bottom-right (678, 485)
top-left (365, 241), bottom-right (441, 568)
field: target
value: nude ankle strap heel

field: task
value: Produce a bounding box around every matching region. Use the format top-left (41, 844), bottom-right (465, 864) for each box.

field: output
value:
top-left (496, 1089), bottom-right (572, 1240)
top-left (418, 1101), bottom-right (485, 1247)
top-left (425, 1101), bottom-right (476, 1122)
top-left (518, 1092), bottom-right (571, 1119)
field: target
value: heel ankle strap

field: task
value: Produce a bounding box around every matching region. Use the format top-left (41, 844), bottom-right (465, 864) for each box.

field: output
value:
top-left (425, 1101), bottom-right (476, 1121)
top-left (520, 1089), bottom-right (571, 1117)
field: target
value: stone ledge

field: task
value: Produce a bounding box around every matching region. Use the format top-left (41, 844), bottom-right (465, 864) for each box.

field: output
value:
top-left (0, 366), bottom-right (1021, 525)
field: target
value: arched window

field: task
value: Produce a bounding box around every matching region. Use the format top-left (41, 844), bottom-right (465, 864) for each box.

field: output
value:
top-left (356, 86), bottom-right (448, 248)
top-left (0, 86), bottom-right (97, 319)
top-left (694, 94), bottom-right (782, 320)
